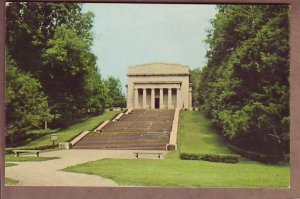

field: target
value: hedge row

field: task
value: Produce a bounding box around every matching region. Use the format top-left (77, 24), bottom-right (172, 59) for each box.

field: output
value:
top-left (179, 152), bottom-right (240, 163)
top-left (227, 144), bottom-right (283, 164)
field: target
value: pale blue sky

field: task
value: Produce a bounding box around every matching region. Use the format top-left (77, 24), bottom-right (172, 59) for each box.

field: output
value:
top-left (82, 3), bottom-right (217, 92)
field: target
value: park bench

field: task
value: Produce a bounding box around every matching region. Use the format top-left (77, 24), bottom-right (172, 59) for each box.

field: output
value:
top-left (134, 152), bottom-right (163, 159)
top-left (13, 149), bottom-right (40, 157)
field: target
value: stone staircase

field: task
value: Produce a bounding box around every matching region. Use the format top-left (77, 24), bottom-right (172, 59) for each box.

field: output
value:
top-left (72, 109), bottom-right (175, 150)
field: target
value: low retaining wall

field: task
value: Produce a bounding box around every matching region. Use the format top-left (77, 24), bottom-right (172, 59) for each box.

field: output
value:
top-left (94, 120), bottom-right (110, 131)
top-left (125, 108), bottom-right (133, 114)
top-left (113, 113), bottom-right (124, 122)
top-left (166, 108), bottom-right (179, 151)
top-left (70, 131), bottom-right (90, 146)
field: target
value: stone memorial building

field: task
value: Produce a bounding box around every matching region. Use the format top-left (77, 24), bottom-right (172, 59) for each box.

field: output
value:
top-left (126, 63), bottom-right (192, 110)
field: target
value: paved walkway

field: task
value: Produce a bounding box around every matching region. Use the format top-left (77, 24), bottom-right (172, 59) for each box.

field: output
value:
top-left (5, 149), bottom-right (167, 187)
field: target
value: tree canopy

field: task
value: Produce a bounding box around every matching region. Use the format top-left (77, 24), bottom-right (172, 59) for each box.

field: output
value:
top-left (199, 5), bottom-right (290, 155)
top-left (104, 76), bottom-right (126, 108)
top-left (6, 2), bottom-right (124, 143)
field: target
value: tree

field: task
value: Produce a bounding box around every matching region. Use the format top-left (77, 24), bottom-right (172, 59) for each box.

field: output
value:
top-left (6, 2), bottom-right (107, 126)
top-left (6, 55), bottom-right (53, 144)
top-left (199, 5), bottom-right (290, 155)
top-left (104, 76), bottom-right (126, 108)
top-left (190, 68), bottom-right (202, 107)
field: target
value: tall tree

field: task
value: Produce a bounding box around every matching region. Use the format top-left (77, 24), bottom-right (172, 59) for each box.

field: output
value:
top-left (6, 2), bottom-right (107, 126)
top-left (104, 76), bottom-right (126, 108)
top-left (6, 55), bottom-right (53, 144)
top-left (199, 5), bottom-right (290, 155)
top-left (190, 68), bottom-right (202, 107)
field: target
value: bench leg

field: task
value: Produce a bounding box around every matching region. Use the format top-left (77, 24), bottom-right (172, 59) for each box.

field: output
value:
top-left (36, 152), bottom-right (40, 157)
top-left (158, 154), bottom-right (161, 159)
top-left (135, 153), bottom-right (139, 159)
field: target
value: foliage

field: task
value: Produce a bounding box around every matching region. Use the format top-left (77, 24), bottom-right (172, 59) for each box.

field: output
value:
top-left (104, 76), bottom-right (126, 108)
top-left (199, 5), bottom-right (290, 155)
top-left (190, 68), bottom-right (202, 107)
top-left (6, 55), bottom-right (53, 144)
top-left (227, 144), bottom-right (284, 163)
top-left (6, 2), bottom-right (108, 129)
top-left (179, 153), bottom-right (240, 163)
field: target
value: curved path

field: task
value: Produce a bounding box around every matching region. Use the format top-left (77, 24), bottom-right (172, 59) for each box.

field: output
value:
top-left (5, 149), bottom-right (167, 187)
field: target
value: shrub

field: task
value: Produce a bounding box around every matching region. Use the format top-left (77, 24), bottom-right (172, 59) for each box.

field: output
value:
top-left (5, 148), bottom-right (14, 155)
top-left (227, 144), bottom-right (282, 164)
top-left (180, 152), bottom-right (240, 163)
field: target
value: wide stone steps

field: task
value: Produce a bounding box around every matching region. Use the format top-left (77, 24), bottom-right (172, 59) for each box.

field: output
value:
top-left (73, 109), bottom-right (175, 150)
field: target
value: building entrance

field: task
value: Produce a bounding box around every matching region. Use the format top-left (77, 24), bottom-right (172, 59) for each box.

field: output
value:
top-left (155, 98), bottom-right (160, 109)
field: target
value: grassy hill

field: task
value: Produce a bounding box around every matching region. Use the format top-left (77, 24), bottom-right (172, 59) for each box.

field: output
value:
top-left (63, 111), bottom-right (290, 187)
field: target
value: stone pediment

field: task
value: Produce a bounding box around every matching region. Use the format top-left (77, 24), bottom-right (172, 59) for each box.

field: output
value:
top-left (128, 63), bottom-right (190, 76)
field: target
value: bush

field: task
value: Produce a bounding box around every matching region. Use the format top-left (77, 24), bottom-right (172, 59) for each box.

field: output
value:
top-left (227, 144), bottom-right (282, 164)
top-left (5, 148), bottom-right (14, 155)
top-left (180, 152), bottom-right (240, 163)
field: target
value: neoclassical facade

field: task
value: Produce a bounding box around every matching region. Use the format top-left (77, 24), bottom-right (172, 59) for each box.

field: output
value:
top-left (127, 63), bottom-right (192, 110)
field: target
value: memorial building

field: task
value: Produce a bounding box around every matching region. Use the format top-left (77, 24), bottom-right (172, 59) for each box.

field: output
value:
top-left (126, 63), bottom-right (192, 110)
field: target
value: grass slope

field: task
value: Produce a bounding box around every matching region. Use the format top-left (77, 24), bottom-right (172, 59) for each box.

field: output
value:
top-left (179, 111), bottom-right (232, 154)
top-left (63, 111), bottom-right (290, 187)
top-left (166, 111), bottom-right (232, 159)
top-left (17, 111), bottom-right (120, 149)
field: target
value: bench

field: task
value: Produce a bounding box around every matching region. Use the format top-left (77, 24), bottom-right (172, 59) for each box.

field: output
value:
top-left (13, 150), bottom-right (41, 157)
top-left (134, 152), bottom-right (163, 159)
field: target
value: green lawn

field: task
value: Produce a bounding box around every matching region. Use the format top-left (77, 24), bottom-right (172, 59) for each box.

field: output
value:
top-left (166, 111), bottom-right (232, 159)
top-left (5, 155), bottom-right (59, 162)
top-left (64, 158), bottom-right (289, 187)
top-left (63, 111), bottom-right (290, 188)
top-left (17, 111), bottom-right (120, 149)
top-left (5, 178), bottom-right (19, 186)
top-left (178, 111), bottom-right (232, 154)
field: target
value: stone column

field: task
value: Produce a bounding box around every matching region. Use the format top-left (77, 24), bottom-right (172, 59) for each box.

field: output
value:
top-left (151, 88), bottom-right (155, 109)
top-left (134, 88), bottom-right (139, 109)
top-left (168, 88), bottom-right (172, 109)
top-left (143, 88), bottom-right (147, 109)
top-left (159, 88), bottom-right (164, 109)
top-left (176, 88), bottom-right (181, 109)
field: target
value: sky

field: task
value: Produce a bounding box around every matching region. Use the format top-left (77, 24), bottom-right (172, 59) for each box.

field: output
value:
top-left (82, 3), bottom-right (218, 92)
